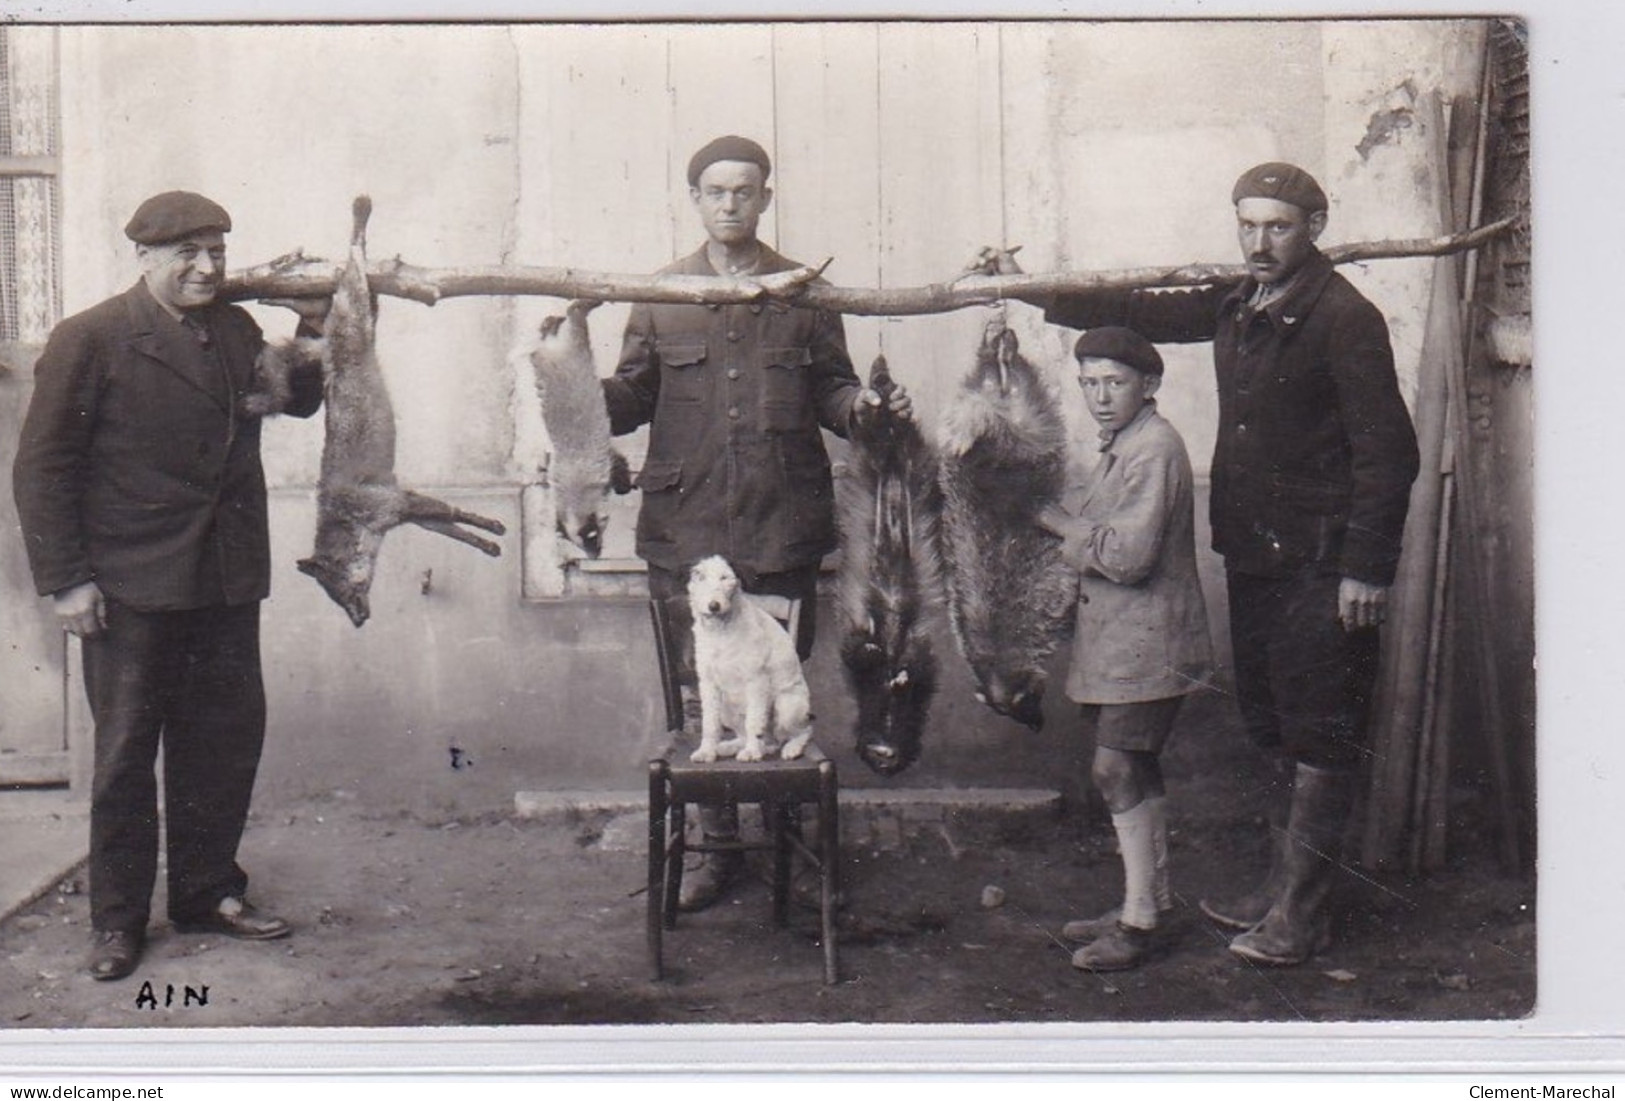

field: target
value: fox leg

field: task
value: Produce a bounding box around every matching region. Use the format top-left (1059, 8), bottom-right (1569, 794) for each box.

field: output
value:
top-left (402, 491), bottom-right (506, 555)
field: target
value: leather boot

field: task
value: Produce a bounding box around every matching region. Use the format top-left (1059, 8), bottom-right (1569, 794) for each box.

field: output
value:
top-left (1228, 762), bottom-right (1355, 966)
top-left (1200, 755), bottom-right (1293, 930)
top-left (678, 803), bottom-right (743, 912)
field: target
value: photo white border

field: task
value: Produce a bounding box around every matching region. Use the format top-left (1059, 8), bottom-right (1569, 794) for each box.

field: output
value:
top-left (0, 0), bottom-right (1618, 1079)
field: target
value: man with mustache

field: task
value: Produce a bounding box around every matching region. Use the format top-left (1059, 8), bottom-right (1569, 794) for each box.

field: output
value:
top-left (12, 191), bottom-right (326, 981)
top-left (984, 162), bottom-right (1419, 965)
top-left (604, 135), bottom-right (910, 912)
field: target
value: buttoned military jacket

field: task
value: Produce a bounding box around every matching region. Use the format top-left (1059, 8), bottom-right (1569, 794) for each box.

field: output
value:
top-left (1045, 250), bottom-right (1420, 586)
top-left (603, 244), bottom-right (862, 576)
top-left (12, 281), bottom-right (322, 610)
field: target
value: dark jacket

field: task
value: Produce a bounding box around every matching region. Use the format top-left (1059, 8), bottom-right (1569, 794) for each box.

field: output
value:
top-left (12, 280), bottom-right (322, 609)
top-left (1045, 249), bottom-right (1420, 585)
top-left (603, 244), bottom-right (862, 575)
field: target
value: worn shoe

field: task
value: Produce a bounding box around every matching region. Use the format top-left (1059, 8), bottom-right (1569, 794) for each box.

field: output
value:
top-left (677, 849), bottom-right (744, 912)
top-left (1228, 917), bottom-right (1334, 966)
top-left (88, 929), bottom-right (145, 981)
top-left (1070, 922), bottom-right (1164, 972)
top-left (174, 896), bottom-right (291, 941)
top-left (1061, 906), bottom-right (1174, 944)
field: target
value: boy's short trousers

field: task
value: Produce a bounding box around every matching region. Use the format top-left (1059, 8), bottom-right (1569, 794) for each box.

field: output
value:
top-left (1080, 695), bottom-right (1186, 754)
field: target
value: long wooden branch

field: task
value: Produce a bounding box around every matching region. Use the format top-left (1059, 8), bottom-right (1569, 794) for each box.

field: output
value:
top-left (219, 216), bottom-right (1519, 317)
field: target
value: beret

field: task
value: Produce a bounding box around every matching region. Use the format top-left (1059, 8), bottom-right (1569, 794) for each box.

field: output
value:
top-left (124, 190), bottom-right (233, 245)
top-left (1231, 162), bottom-right (1328, 213)
top-left (687, 135), bottom-right (772, 186)
top-left (1074, 326), bottom-right (1164, 377)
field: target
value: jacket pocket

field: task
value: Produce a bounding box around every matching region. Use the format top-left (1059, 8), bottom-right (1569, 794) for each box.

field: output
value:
top-left (1260, 472), bottom-right (1349, 565)
top-left (1267, 471), bottom-right (1345, 504)
top-left (634, 458), bottom-right (684, 553)
top-left (635, 458), bottom-right (683, 494)
top-left (761, 345), bottom-right (813, 431)
top-left (657, 342), bottom-right (708, 406)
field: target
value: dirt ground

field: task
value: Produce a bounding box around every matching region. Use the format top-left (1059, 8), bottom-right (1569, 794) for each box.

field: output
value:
top-left (0, 714), bottom-right (1535, 1030)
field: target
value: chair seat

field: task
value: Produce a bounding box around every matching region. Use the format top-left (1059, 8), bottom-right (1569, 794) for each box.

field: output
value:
top-left (660, 742), bottom-right (829, 805)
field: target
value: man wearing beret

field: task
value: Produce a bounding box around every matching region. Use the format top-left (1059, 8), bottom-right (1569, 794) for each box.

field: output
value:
top-left (603, 135), bottom-right (910, 911)
top-left (12, 190), bottom-right (326, 980)
top-left (985, 162), bottom-right (1420, 965)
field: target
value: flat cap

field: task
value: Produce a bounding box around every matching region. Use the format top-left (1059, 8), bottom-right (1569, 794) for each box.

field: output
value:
top-left (1231, 162), bottom-right (1328, 213)
top-left (1074, 326), bottom-right (1164, 377)
top-left (124, 190), bottom-right (233, 245)
top-left (687, 135), bottom-right (772, 186)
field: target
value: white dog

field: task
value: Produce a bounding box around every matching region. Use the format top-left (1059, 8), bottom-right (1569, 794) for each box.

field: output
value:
top-left (688, 555), bottom-right (814, 764)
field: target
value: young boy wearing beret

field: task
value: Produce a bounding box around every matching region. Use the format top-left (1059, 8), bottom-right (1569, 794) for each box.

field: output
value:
top-left (1038, 326), bottom-right (1214, 972)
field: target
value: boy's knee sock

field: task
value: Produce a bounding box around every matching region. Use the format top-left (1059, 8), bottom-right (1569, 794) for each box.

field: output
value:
top-left (1147, 795), bottom-right (1172, 911)
top-left (1112, 800), bottom-right (1158, 929)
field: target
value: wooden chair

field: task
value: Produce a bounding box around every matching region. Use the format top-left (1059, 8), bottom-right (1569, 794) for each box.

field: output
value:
top-left (645, 593), bottom-right (840, 984)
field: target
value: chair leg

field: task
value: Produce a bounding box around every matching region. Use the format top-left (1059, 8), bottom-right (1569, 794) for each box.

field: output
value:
top-left (664, 801), bottom-right (686, 930)
top-left (818, 759), bottom-right (840, 985)
top-left (647, 761), bottom-right (668, 981)
top-left (771, 801), bottom-right (793, 928)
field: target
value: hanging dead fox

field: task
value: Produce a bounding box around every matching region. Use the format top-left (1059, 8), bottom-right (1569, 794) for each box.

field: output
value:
top-left (938, 318), bottom-right (1076, 730)
top-left (529, 300), bottom-right (631, 559)
top-left (296, 195), bottom-right (506, 627)
top-left (835, 355), bottom-right (944, 776)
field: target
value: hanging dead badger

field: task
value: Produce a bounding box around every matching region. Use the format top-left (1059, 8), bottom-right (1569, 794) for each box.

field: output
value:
top-left (297, 195), bottom-right (507, 627)
top-left (937, 318), bottom-right (1076, 730)
top-left (835, 355), bottom-right (944, 776)
top-left (529, 300), bottom-right (632, 559)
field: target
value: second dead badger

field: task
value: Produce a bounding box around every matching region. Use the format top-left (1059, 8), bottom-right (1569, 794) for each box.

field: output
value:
top-left (937, 318), bottom-right (1076, 730)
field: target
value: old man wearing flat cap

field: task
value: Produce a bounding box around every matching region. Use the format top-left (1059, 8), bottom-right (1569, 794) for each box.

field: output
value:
top-left (12, 190), bottom-right (327, 981)
top-left (601, 135), bottom-right (910, 912)
top-left (983, 161), bottom-right (1420, 966)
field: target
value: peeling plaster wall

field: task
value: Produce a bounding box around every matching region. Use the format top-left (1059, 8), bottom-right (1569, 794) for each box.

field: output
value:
top-left (1322, 20), bottom-right (1491, 408)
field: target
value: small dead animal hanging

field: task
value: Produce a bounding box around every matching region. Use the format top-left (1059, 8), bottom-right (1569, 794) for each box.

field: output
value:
top-left (298, 196), bottom-right (506, 626)
top-left (529, 299), bottom-right (632, 559)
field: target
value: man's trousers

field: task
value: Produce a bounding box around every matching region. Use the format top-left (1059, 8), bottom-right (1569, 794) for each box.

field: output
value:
top-left (82, 600), bottom-right (266, 933)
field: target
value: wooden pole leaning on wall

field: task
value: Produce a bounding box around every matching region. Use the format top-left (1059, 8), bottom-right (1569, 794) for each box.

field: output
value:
top-left (218, 219), bottom-right (1517, 315)
top-left (1359, 93), bottom-right (1461, 872)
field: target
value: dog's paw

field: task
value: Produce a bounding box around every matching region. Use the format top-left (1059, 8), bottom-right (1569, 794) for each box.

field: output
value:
top-left (735, 743), bottom-right (765, 763)
top-left (780, 736), bottom-right (810, 761)
top-left (689, 745), bottom-right (720, 764)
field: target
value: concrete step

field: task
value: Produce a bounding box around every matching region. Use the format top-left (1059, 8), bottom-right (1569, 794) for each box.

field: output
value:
top-left (512, 786), bottom-right (1064, 854)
